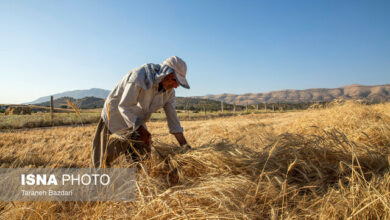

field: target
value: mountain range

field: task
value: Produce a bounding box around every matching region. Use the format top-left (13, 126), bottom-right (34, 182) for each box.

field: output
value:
top-left (34, 96), bottom-right (241, 111)
top-left (35, 96), bottom-right (105, 109)
top-left (26, 88), bottom-right (109, 104)
top-left (197, 84), bottom-right (390, 105)
top-left (26, 84), bottom-right (390, 106)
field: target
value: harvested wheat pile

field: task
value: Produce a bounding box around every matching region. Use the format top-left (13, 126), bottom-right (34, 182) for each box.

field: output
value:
top-left (0, 101), bottom-right (389, 219)
top-left (106, 128), bottom-right (151, 164)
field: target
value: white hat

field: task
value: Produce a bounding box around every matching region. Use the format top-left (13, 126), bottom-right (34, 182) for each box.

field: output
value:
top-left (162, 56), bottom-right (190, 89)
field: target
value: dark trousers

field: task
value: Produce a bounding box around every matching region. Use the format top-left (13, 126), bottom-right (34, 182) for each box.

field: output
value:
top-left (92, 118), bottom-right (151, 168)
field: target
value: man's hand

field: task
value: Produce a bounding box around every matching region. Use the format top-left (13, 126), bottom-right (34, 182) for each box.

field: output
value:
top-left (136, 125), bottom-right (151, 146)
top-left (173, 132), bottom-right (191, 154)
top-left (173, 132), bottom-right (190, 147)
top-left (180, 143), bottom-right (191, 153)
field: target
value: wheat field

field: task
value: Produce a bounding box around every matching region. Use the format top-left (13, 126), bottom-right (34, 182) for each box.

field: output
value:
top-left (0, 101), bottom-right (389, 219)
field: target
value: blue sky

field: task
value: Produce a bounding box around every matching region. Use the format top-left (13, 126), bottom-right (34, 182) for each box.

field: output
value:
top-left (0, 0), bottom-right (389, 104)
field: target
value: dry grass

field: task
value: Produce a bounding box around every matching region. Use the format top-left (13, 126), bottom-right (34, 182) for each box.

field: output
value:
top-left (0, 112), bottom-right (101, 129)
top-left (0, 101), bottom-right (389, 219)
top-left (0, 109), bottom-right (255, 130)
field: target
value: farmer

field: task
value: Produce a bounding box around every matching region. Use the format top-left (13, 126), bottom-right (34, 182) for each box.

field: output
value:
top-left (92, 56), bottom-right (191, 168)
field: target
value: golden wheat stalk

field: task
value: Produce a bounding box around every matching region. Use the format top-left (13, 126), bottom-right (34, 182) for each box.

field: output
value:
top-left (66, 99), bottom-right (83, 126)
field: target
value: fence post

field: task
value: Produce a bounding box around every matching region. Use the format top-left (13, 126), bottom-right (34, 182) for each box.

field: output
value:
top-left (264, 103), bottom-right (267, 112)
top-left (50, 96), bottom-right (54, 123)
top-left (246, 102), bottom-right (248, 113)
top-left (233, 103), bottom-right (236, 113)
top-left (221, 101), bottom-right (224, 113)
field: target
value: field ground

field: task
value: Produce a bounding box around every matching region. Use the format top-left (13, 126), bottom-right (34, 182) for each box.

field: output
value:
top-left (0, 108), bottom-right (277, 129)
top-left (0, 101), bottom-right (389, 219)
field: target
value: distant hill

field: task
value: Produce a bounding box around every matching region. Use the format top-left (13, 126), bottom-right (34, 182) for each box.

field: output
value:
top-left (197, 84), bottom-right (390, 105)
top-left (28, 83), bottom-right (390, 109)
top-left (25, 88), bottom-right (110, 104)
top-left (175, 97), bottom-right (246, 111)
top-left (35, 96), bottom-right (248, 111)
top-left (36, 96), bottom-right (105, 109)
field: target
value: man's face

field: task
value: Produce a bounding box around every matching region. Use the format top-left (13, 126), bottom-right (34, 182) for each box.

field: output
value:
top-left (161, 73), bottom-right (179, 90)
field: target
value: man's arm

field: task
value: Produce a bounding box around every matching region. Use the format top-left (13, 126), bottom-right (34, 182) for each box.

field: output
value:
top-left (163, 90), bottom-right (190, 147)
top-left (118, 83), bottom-right (144, 131)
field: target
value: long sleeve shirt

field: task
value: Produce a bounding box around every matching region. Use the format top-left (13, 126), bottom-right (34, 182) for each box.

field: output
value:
top-left (101, 75), bottom-right (183, 134)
